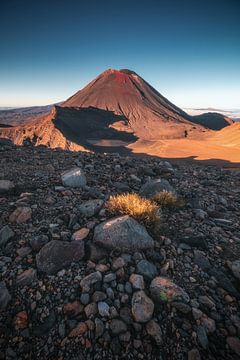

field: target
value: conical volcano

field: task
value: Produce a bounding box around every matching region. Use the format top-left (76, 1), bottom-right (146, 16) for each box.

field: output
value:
top-left (62, 68), bottom-right (206, 140)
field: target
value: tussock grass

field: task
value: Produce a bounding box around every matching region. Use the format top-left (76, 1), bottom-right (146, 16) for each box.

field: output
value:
top-left (152, 191), bottom-right (179, 208)
top-left (105, 193), bottom-right (160, 229)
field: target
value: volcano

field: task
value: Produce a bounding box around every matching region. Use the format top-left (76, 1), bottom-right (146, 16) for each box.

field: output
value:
top-left (62, 68), bottom-right (206, 140)
top-left (1, 68), bottom-right (239, 163)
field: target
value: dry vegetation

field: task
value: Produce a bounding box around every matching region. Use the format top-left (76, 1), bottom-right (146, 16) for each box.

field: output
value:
top-left (105, 193), bottom-right (160, 229)
top-left (152, 191), bottom-right (178, 208)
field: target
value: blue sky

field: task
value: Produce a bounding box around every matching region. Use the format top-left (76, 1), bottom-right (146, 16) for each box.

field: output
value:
top-left (0, 0), bottom-right (239, 108)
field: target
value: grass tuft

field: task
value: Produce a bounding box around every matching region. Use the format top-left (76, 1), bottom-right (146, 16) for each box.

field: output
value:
top-left (105, 193), bottom-right (160, 229)
top-left (152, 191), bottom-right (179, 208)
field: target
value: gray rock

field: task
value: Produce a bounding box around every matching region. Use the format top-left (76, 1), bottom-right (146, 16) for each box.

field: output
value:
top-left (93, 215), bottom-right (154, 252)
top-left (103, 273), bottom-right (116, 283)
top-left (30, 235), bottom-right (49, 252)
top-left (0, 225), bottom-right (14, 247)
top-left (146, 320), bottom-right (163, 346)
top-left (61, 167), bottom-right (86, 188)
top-left (95, 318), bottom-right (104, 338)
top-left (150, 277), bottom-right (189, 303)
top-left (172, 302), bottom-right (191, 314)
top-left (139, 178), bottom-right (174, 198)
top-left (196, 325), bottom-right (208, 349)
top-left (36, 240), bottom-right (85, 275)
top-left (188, 348), bottom-right (201, 360)
top-left (0, 281), bottom-right (11, 310)
top-left (227, 337), bottom-right (240, 355)
top-left (98, 301), bottom-right (110, 317)
top-left (131, 290), bottom-right (154, 323)
top-left (92, 291), bottom-right (107, 302)
top-left (182, 235), bottom-right (208, 250)
top-left (0, 180), bottom-right (14, 194)
top-left (80, 271), bottom-right (102, 292)
top-left (79, 199), bottom-right (103, 218)
top-left (129, 274), bottom-right (145, 290)
top-left (231, 259), bottom-right (240, 281)
top-left (80, 293), bottom-right (90, 305)
top-left (110, 319), bottom-right (127, 334)
top-left (16, 268), bottom-right (37, 287)
top-left (136, 259), bottom-right (158, 281)
top-left (194, 250), bottom-right (211, 271)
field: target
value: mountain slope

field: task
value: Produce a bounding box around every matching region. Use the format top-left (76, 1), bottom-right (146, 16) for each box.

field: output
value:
top-left (190, 112), bottom-right (234, 130)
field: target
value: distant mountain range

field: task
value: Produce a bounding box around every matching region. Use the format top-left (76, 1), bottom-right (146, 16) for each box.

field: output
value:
top-left (184, 108), bottom-right (240, 121)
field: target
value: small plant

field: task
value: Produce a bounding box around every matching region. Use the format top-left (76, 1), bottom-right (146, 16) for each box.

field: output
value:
top-left (152, 191), bottom-right (179, 208)
top-left (105, 193), bottom-right (160, 229)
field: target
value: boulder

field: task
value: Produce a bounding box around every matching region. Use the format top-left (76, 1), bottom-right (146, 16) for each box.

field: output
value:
top-left (93, 215), bottom-right (154, 252)
top-left (139, 179), bottom-right (175, 198)
top-left (80, 271), bottom-right (102, 292)
top-left (150, 277), bottom-right (189, 303)
top-left (61, 167), bottom-right (86, 188)
top-left (36, 240), bottom-right (85, 274)
top-left (131, 290), bottom-right (154, 323)
top-left (79, 199), bottom-right (103, 218)
top-left (0, 225), bottom-right (14, 247)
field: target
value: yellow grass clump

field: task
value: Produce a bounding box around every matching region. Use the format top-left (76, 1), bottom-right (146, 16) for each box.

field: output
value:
top-left (152, 191), bottom-right (178, 208)
top-left (105, 193), bottom-right (160, 228)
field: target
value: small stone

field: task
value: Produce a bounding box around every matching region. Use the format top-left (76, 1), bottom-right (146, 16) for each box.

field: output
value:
top-left (16, 268), bottom-right (37, 287)
top-left (227, 336), bottom-right (240, 355)
top-left (129, 274), bottom-right (145, 290)
top-left (146, 320), bottom-right (163, 346)
top-left (9, 207), bottom-right (32, 223)
top-left (0, 225), bottom-right (14, 247)
top-left (29, 235), bottom-right (48, 252)
top-left (198, 295), bottom-right (215, 309)
top-left (112, 257), bottom-right (126, 271)
top-left (80, 293), bottom-right (90, 305)
top-left (0, 180), bottom-right (14, 193)
top-left (84, 302), bottom-right (98, 318)
top-left (63, 301), bottom-right (84, 316)
top-left (110, 319), bottom-right (127, 335)
top-left (14, 311), bottom-right (28, 330)
top-left (188, 348), bottom-right (201, 360)
top-left (61, 167), bottom-right (86, 188)
top-left (72, 228), bottom-right (90, 241)
top-left (95, 318), bottom-right (104, 338)
top-left (120, 307), bottom-right (133, 324)
top-left (139, 178), bottom-right (175, 198)
top-left (104, 272), bottom-right (116, 283)
top-left (201, 315), bottom-right (216, 334)
top-left (68, 322), bottom-right (88, 337)
top-left (231, 259), bottom-right (240, 281)
top-left (79, 199), bottom-right (103, 218)
top-left (0, 281), bottom-right (11, 310)
top-left (131, 290), bottom-right (154, 323)
top-left (172, 302), bottom-right (191, 314)
top-left (136, 259), bottom-right (158, 281)
top-left (196, 325), bottom-right (208, 349)
top-left (192, 308), bottom-right (203, 320)
top-left (150, 277), bottom-right (189, 303)
top-left (80, 271), bottom-right (102, 292)
top-left (98, 302), bottom-right (110, 317)
top-left (92, 291), bottom-right (107, 302)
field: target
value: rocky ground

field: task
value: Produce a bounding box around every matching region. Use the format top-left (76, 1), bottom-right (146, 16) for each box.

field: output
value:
top-left (0, 140), bottom-right (240, 360)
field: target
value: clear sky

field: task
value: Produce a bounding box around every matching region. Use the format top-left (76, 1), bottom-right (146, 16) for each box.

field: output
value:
top-left (0, 0), bottom-right (239, 109)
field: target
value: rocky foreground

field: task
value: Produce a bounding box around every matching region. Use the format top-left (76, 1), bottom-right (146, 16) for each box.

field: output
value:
top-left (0, 141), bottom-right (240, 360)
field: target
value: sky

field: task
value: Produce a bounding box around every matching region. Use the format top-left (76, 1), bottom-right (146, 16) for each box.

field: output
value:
top-left (0, 0), bottom-right (240, 109)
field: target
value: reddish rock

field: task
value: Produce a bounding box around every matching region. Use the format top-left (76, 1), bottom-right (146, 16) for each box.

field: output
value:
top-left (72, 228), bottom-right (90, 241)
top-left (63, 301), bottom-right (84, 316)
top-left (9, 207), bottom-right (32, 223)
top-left (14, 311), bottom-right (28, 330)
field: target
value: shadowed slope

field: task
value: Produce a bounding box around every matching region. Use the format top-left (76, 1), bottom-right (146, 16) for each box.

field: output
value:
top-left (190, 112), bottom-right (234, 130)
